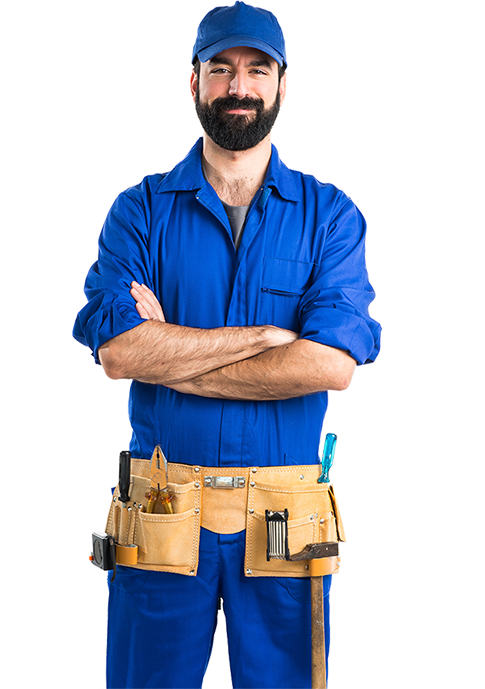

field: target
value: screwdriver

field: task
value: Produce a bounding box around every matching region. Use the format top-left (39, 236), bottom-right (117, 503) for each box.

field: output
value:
top-left (317, 433), bottom-right (337, 484)
top-left (119, 451), bottom-right (131, 505)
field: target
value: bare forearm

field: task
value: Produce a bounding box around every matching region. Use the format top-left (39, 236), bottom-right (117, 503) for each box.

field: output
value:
top-left (167, 339), bottom-right (356, 400)
top-left (99, 320), bottom-right (298, 385)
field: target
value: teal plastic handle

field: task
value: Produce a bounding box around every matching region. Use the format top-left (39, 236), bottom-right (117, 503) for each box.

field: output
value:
top-left (317, 433), bottom-right (337, 483)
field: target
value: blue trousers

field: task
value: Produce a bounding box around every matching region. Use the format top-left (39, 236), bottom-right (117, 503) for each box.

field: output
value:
top-left (107, 528), bottom-right (331, 689)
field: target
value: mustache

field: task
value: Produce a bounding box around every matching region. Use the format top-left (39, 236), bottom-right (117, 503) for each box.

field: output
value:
top-left (211, 96), bottom-right (265, 114)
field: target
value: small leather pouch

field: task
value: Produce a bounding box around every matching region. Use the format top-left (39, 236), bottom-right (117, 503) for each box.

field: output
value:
top-left (244, 465), bottom-right (345, 578)
top-left (106, 460), bottom-right (202, 576)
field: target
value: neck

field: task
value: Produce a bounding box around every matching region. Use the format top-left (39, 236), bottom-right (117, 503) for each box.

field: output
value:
top-left (202, 134), bottom-right (272, 206)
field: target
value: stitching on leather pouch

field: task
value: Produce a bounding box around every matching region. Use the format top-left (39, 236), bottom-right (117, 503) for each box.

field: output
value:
top-left (140, 512), bottom-right (194, 524)
top-left (167, 483), bottom-right (194, 494)
top-left (133, 508), bottom-right (138, 545)
top-left (252, 511), bottom-right (315, 529)
top-left (254, 485), bottom-right (330, 495)
top-left (247, 483), bottom-right (255, 570)
top-left (128, 508), bottom-right (136, 544)
top-left (123, 512), bottom-right (130, 545)
top-left (191, 487), bottom-right (201, 570)
top-left (259, 466), bottom-right (319, 475)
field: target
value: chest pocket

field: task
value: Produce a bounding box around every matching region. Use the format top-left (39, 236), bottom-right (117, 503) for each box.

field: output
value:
top-left (260, 257), bottom-right (316, 331)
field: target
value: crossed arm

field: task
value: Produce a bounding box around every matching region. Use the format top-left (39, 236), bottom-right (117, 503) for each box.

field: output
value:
top-left (98, 282), bottom-right (356, 400)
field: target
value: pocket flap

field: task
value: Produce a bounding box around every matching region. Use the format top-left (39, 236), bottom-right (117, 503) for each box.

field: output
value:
top-left (262, 257), bottom-right (315, 295)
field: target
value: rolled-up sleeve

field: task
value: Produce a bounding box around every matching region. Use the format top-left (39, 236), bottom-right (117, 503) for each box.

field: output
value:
top-left (73, 190), bottom-right (151, 364)
top-left (299, 198), bottom-right (381, 365)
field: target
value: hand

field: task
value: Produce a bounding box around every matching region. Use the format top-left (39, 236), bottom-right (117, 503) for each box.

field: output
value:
top-left (130, 282), bottom-right (166, 322)
top-left (266, 325), bottom-right (299, 348)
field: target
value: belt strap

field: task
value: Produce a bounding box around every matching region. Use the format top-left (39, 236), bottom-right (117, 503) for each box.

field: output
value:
top-left (128, 459), bottom-right (338, 536)
top-left (172, 464), bottom-right (254, 534)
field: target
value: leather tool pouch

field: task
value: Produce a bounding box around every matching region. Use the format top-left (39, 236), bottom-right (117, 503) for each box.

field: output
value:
top-left (105, 460), bottom-right (345, 578)
top-left (106, 460), bottom-right (202, 576)
top-left (244, 465), bottom-right (345, 578)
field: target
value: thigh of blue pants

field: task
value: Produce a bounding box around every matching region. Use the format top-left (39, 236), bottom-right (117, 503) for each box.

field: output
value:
top-left (106, 528), bottom-right (331, 689)
top-left (220, 530), bottom-right (331, 689)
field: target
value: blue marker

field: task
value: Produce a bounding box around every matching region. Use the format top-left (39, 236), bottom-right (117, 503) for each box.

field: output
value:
top-left (318, 433), bottom-right (337, 483)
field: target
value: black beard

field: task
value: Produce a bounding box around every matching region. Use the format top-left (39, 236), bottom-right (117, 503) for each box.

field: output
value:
top-left (195, 90), bottom-right (281, 151)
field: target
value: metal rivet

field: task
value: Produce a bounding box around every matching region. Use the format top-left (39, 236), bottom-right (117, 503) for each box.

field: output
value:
top-left (320, 518), bottom-right (325, 524)
top-left (250, 481), bottom-right (255, 487)
top-left (251, 468), bottom-right (258, 474)
top-left (300, 474), bottom-right (305, 480)
top-left (204, 477), bottom-right (211, 485)
top-left (249, 508), bottom-right (254, 514)
top-left (194, 467), bottom-right (200, 473)
top-left (195, 482), bottom-right (200, 488)
top-left (246, 569), bottom-right (252, 575)
top-left (195, 508), bottom-right (200, 514)
top-left (190, 570), bottom-right (195, 575)
top-left (113, 497), bottom-right (117, 502)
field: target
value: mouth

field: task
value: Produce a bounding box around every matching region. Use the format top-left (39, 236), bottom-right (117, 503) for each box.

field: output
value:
top-left (224, 107), bottom-right (254, 113)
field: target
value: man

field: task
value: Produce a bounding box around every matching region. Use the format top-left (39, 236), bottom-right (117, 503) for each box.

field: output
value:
top-left (74, 3), bottom-right (381, 688)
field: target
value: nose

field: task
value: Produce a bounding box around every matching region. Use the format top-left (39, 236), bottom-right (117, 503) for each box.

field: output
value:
top-left (228, 71), bottom-right (250, 98)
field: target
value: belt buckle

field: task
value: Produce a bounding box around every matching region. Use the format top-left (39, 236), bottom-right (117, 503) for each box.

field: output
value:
top-left (203, 476), bottom-right (246, 489)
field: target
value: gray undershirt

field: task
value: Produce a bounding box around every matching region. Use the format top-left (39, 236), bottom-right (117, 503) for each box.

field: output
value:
top-left (200, 166), bottom-right (250, 249)
top-left (221, 200), bottom-right (250, 250)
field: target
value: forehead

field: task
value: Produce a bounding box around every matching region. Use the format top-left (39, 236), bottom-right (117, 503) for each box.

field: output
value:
top-left (204, 46), bottom-right (277, 70)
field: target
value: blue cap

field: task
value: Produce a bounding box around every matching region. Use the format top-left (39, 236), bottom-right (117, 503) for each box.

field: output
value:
top-left (192, 2), bottom-right (287, 68)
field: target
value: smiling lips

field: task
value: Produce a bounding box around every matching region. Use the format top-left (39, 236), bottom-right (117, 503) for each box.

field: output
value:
top-left (224, 107), bottom-right (254, 114)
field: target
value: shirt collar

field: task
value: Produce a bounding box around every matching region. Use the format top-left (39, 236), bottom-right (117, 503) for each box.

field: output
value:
top-left (156, 138), bottom-right (299, 202)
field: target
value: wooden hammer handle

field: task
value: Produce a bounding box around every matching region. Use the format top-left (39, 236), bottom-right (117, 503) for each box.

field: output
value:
top-left (311, 576), bottom-right (327, 689)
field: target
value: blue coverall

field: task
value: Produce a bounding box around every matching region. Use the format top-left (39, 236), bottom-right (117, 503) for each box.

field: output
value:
top-left (74, 138), bottom-right (381, 688)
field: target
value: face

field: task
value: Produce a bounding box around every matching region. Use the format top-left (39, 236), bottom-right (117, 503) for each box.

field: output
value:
top-left (191, 46), bottom-right (286, 151)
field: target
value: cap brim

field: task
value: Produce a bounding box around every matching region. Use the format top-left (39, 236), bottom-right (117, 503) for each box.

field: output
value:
top-left (196, 35), bottom-right (285, 67)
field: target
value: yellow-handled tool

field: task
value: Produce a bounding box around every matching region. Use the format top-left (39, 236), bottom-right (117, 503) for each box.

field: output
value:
top-left (146, 445), bottom-right (174, 514)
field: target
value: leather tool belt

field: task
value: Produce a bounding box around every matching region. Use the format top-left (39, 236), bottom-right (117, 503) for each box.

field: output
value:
top-left (106, 459), bottom-right (345, 578)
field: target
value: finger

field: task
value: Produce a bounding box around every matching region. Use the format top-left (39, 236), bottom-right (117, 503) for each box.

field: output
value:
top-left (135, 301), bottom-right (150, 320)
top-left (132, 290), bottom-right (164, 322)
top-left (130, 283), bottom-right (152, 305)
top-left (131, 287), bottom-right (156, 317)
top-left (131, 282), bottom-right (166, 322)
top-left (135, 294), bottom-right (162, 318)
top-left (132, 283), bottom-right (158, 309)
top-left (135, 285), bottom-right (165, 321)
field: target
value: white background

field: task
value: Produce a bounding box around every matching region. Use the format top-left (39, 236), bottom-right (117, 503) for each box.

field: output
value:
top-left (360, 0), bottom-right (485, 689)
top-left (2, 1), bottom-right (484, 687)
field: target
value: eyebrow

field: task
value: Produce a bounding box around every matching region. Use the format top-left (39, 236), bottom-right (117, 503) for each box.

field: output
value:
top-left (208, 56), bottom-right (274, 70)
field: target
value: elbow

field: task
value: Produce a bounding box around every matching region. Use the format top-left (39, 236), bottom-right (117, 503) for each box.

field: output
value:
top-left (301, 342), bottom-right (356, 394)
top-left (332, 373), bottom-right (352, 392)
top-left (323, 354), bottom-right (356, 392)
top-left (331, 358), bottom-right (356, 391)
top-left (98, 341), bottom-right (126, 380)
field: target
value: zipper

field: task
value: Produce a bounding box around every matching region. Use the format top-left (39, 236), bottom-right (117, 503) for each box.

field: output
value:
top-left (261, 287), bottom-right (301, 297)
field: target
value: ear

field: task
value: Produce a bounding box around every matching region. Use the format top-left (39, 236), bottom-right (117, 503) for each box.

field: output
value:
top-left (190, 70), bottom-right (198, 103)
top-left (278, 71), bottom-right (287, 105)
